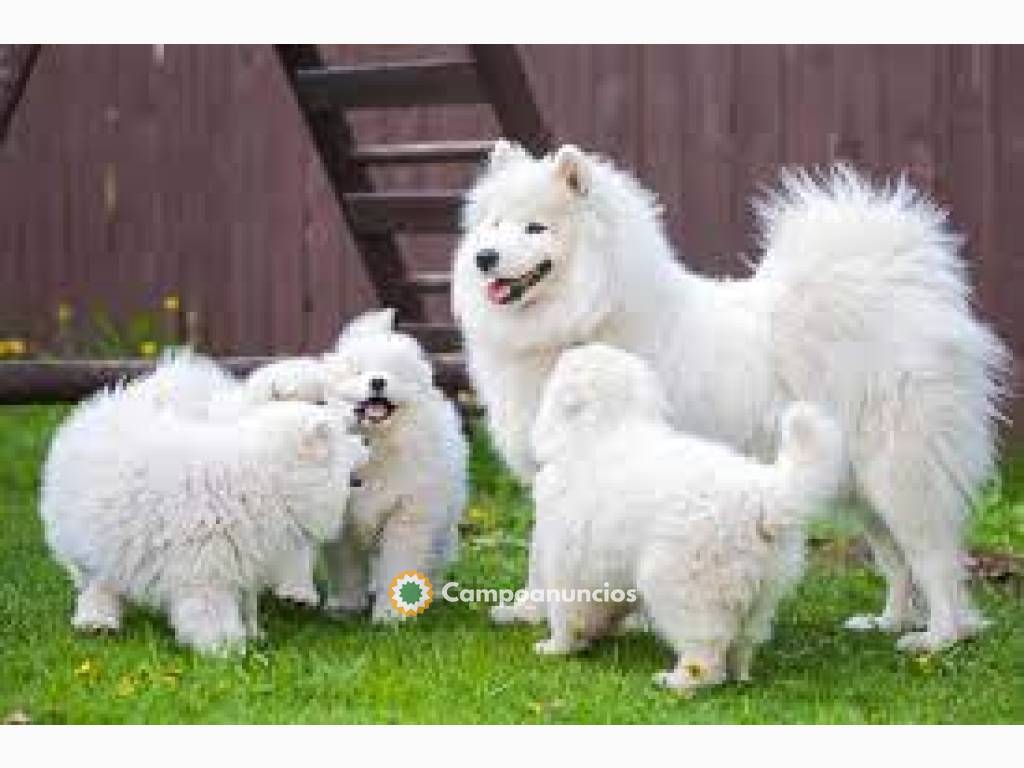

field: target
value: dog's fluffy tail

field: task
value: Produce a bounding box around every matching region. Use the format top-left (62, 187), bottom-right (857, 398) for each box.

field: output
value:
top-left (763, 402), bottom-right (845, 535)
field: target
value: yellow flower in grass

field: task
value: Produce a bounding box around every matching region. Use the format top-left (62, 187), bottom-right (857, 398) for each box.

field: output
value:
top-left (162, 294), bottom-right (180, 312)
top-left (115, 674), bottom-right (137, 698)
top-left (139, 340), bottom-right (158, 358)
top-left (0, 338), bottom-right (27, 357)
top-left (74, 659), bottom-right (97, 679)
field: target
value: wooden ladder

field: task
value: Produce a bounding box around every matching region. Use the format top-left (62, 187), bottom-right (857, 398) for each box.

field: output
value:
top-left (0, 45), bottom-right (39, 145)
top-left (0, 45), bottom-right (551, 403)
top-left (275, 45), bottom-right (553, 393)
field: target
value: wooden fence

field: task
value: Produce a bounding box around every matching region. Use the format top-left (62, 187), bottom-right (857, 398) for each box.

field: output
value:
top-left (0, 45), bottom-right (1021, 421)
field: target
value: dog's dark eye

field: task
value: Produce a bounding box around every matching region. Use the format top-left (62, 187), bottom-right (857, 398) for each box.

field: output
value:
top-left (525, 222), bottom-right (547, 235)
top-left (314, 398), bottom-right (328, 407)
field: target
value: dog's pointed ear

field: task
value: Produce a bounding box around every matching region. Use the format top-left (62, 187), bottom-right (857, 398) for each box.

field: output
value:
top-left (488, 138), bottom-right (528, 173)
top-left (336, 308), bottom-right (396, 349)
top-left (554, 144), bottom-right (589, 196)
top-left (298, 416), bottom-right (333, 462)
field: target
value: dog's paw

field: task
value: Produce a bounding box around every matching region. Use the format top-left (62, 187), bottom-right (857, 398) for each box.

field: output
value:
top-left (371, 606), bottom-right (407, 624)
top-left (273, 585), bottom-right (320, 608)
top-left (843, 613), bottom-right (917, 634)
top-left (652, 670), bottom-right (697, 694)
top-left (323, 595), bottom-right (369, 615)
top-left (533, 638), bottom-right (574, 656)
top-left (895, 629), bottom-right (958, 653)
top-left (71, 611), bottom-right (121, 633)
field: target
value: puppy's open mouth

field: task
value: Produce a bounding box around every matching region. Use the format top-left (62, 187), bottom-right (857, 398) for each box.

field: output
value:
top-left (486, 259), bottom-right (552, 305)
top-left (355, 396), bottom-right (396, 425)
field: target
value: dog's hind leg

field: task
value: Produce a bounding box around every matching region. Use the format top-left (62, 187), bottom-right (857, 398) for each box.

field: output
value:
top-left (72, 580), bottom-right (123, 632)
top-left (857, 434), bottom-right (980, 652)
top-left (323, 525), bottom-right (369, 615)
top-left (169, 589), bottom-right (247, 655)
top-left (240, 589), bottom-right (261, 640)
top-left (272, 543), bottom-right (320, 607)
top-left (843, 507), bottom-right (922, 634)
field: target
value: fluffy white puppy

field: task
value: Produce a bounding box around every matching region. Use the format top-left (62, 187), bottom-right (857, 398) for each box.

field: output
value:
top-left (40, 383), bottom-right (368, 654)
top-left (453, 141), bottom-right (1009, 651)
top-left (320, 309), bottom-right (468, 621)
top-left (530, 344), bottom-right (844, 691)
top-left (127, 350), bottom-right (350, 607)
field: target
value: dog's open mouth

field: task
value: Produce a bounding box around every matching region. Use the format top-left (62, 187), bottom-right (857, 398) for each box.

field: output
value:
top-left (486, 259), bottom-right (552, 305)
top-left (355, 396), bottom-right (396, 425)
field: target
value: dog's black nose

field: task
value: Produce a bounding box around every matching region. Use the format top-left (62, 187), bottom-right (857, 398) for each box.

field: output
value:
top-left (475, 248), bottom-right (499, 273)
top-left (369, 376), bottom-right (386, 394)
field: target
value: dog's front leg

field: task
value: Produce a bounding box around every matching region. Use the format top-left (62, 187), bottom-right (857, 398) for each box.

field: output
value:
top-left (371, 503), bottom-right (436, 623)
top-left (324, 524), bottom-right (370, 615)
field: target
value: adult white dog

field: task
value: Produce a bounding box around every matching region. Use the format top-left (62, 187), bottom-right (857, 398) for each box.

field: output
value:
top-left (452, 141), bottom-right (1009, 651)
top-left (530, 344), bottom-right (844, 691)
top-left (40, 385), bottom-right (368, 654)
top-left (321, 309), bottom-right (468, 621)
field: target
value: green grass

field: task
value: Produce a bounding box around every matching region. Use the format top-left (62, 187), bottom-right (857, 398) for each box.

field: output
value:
top-left (1, 405), bottom-right (1022, 724)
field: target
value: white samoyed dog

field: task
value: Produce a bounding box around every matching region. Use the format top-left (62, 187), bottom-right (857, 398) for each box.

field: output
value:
top-left (40, 383), bottom-right (369, 654)
top-left (129, 350), bottom-right (353, 607)
top-left (320, 309), bottom-right (468, 622)
top-left (530, 344), bottom-right (844, 691)
top-left (453, 141), bottom-right (1009, 651)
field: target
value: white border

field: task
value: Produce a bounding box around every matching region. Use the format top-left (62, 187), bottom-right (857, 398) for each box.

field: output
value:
top-left (2, 1), bottom-right (1023, 43)
top-left (1, 725), bottom-right (1022, 765)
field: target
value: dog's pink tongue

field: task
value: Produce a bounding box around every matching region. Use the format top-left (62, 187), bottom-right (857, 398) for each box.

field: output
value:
top-left (366, 402), bottom-right (388, 421)
top-left (487, 280), bottom-right (511, 304)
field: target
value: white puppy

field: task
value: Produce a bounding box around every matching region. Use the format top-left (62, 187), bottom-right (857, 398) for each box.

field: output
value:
top-left (40, 382), bottom-right (368, 654)
top-left (530, 344), bottom-right (844, 691)
top-left (453, 141), bottom-right (1009, 651)
top-left (320, 309), bottom-right (468, 621)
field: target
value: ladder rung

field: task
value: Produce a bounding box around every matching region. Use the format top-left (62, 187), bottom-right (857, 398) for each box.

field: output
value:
top-left (401, 272), bottom-right (452, 293)
top-left (344, 191), bottom-right (462, 235)
top-left (294, 59), bottom-right (482, 109)
top-left (351, 139), bottom-right (494, 165)
top-left (397, 322), bottom-right (462, 352)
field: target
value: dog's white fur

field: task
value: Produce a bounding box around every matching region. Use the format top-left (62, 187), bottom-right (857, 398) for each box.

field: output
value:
top-left (40, 382), bottom-right (368, 654)
top-left (126, 350), bottom-right (350, 607)
top-left (529, 344), bottom-right (844, 690)
top-left (453, 141), bottom-right (1009, 651)
top-left (321, 309), bottom-right (468, 622)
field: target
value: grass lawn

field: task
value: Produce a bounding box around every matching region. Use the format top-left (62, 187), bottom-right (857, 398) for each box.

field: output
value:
top-left (1, 404), bottom-right (1022, 724)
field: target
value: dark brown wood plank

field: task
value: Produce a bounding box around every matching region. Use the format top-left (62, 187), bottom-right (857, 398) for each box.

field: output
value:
top-left (275, 45), bottom-right (425, 320)
top-left (396, 321), bottom-right (461, 352)
top-left (401, 271), bottom-right (451, 293)
top-left (294, 59), bottom-right (482, 109)
top-left (469, 45), bottom-right (553, 155)
top-left (344, 191), bottom-right (462, 235)
top-left (352, 139), bottom-right (493, 165)
top-left (0, 354), bottom-right (468, 403)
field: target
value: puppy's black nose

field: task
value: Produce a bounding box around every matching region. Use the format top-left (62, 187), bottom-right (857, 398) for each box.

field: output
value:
top-left (369, 376), bottom-right (386, 394)
top-left (475, 248), bottom-right (499, 273)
